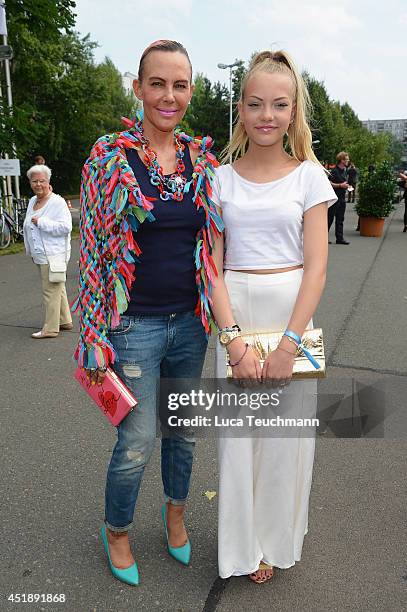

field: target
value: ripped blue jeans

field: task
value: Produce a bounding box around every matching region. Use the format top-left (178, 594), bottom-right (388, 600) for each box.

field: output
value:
top-left (104, 311), bottom-right (208, 532)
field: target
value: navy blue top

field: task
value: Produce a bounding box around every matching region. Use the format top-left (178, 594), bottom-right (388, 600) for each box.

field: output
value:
top-left (124, 145), bottom-right (204, 315)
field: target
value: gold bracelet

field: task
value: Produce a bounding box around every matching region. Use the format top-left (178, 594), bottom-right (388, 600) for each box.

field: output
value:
top-left (284, 335), bottom-right (299, 348)
top-left (276, 346), bottom-right (296, 357)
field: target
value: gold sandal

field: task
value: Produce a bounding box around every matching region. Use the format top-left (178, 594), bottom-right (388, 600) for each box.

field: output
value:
top-left (249, 562), bottom-right (274, 584)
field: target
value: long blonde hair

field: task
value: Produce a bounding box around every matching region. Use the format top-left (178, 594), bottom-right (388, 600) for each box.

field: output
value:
top-left (222, 50), bottom-right (320, 166)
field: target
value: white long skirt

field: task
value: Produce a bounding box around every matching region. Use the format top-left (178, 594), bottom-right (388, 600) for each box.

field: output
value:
top-left (215, 269), bottom-right (317, 578)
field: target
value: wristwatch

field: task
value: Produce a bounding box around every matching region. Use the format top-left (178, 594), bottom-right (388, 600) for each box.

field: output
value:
top-left (218, 324), bottom-right (241, 347)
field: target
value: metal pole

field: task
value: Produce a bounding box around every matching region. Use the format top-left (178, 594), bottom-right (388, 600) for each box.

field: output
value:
top-left (218, 61), bottom-right (242, 164)
top-left (229, 67), bottom-right (233, 165)
top-left (2, 33), bottom-right (20, 198)
top-left (2, 41), bottom-right (11, 106)
top-left (0, 80), bottom-right (12, 211)
top-left (1, 2), bottom-right (20, 200)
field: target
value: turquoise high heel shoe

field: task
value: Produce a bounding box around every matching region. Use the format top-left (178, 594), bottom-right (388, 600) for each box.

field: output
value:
top-left (101, 525), bottom-right (139, 586)
top-left (161, 503), bottom-right (191, 566)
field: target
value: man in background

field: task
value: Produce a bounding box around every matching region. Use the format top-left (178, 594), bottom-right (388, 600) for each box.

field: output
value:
top-left (328, 151), bottom-right (350, 245)
top-left (399, 169), bottom-right (407, 233)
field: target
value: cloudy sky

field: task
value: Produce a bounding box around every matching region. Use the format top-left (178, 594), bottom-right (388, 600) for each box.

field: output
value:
top-left (74, 0), bottom-right (406, 121)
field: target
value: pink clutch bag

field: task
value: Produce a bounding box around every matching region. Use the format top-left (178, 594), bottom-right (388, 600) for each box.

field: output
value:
top-left (74, 366), bottom-right (137, 426)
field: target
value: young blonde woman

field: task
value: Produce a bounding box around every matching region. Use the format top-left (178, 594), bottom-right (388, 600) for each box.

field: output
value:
top-left (210, 50), bottom-right (337, 583)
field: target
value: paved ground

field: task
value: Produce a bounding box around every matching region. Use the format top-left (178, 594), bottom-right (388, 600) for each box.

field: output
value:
top-left (1, 201), bottom-right (406, 612)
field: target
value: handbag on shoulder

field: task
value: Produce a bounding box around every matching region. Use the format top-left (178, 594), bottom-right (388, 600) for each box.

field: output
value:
top-left (39, 233), bottom-right (68, 283)
top-left (47, 253), bottom-right (67, 282)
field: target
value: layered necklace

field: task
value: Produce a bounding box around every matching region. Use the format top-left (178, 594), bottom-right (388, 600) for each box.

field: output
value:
top-left (135, 121), bottom-right (187, 202)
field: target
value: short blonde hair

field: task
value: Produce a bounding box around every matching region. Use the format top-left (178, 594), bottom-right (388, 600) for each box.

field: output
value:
top-left (27, 165), bottom-right (52, 181)
top-left (222, 50), bottom-right (320, 166)
top-left (336, 151), bottom-right (349, 162)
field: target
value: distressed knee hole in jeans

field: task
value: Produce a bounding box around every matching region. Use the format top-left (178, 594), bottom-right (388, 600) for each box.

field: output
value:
top-left (123, 364), bottom-right (142, 378)
top-left (126, 449), bottom-right (144, 463)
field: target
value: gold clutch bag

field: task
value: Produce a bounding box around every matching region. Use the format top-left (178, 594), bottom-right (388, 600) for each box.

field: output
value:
top-left (225, 328), bottom-right (326, 379)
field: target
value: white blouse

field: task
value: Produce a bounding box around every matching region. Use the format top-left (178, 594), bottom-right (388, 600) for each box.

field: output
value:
top-left (23, 193), bottom-right (72, 265)
top-left (211, 160), bottom-right (337, 270)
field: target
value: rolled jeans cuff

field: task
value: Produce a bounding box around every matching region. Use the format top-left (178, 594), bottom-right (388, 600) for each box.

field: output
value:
top-left (104, 519), bottom-right (132, 533)
top-left (164, 495), bottom-right (187, 507)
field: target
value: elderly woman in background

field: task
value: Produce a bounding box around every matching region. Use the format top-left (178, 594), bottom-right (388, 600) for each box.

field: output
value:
top-left (23, 164), bottom-right (73, 339)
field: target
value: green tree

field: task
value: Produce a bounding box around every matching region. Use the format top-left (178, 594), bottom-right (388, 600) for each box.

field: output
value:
top-left (1, 0), bottom-right (136, 193)
top-left (183, 73), bottom-right (229, 153)
top-left (304, 73), bottom-right (341, 162)
top-left (0, 0), bottom-right (77, 155)
top-left (340, 102), bottom-right (363, 131)
top-left (356, 161), bottom-right (396, 218)
top-left (232, 61), bottom-right (246, 103)
top-left (303, 72), bottom-right (400, 170)
top-left (387, 134), bottom-right (403, 169)
top-left (348, 130), bottom-right (392, 169)
top-left (47, 40), bottom-right (136, 192)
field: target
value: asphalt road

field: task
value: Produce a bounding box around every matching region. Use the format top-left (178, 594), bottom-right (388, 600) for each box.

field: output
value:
top-left (1, 201), bottom-right (406, 612)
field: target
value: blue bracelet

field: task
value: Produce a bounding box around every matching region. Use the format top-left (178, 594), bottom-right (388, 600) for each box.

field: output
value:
top-left (283, 329), bottom-right (321, 370)
top-left (283, 330), bottom-right (301, 345)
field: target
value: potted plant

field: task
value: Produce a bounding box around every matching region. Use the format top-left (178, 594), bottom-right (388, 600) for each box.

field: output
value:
top-left (355, 161), bottom-right (396, 237)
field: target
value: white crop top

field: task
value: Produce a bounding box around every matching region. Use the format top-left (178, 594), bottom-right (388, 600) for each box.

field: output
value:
top-left (211, 160), bottom-right (337, 270)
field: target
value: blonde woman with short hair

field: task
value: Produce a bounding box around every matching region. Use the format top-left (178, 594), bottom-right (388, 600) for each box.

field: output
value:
top-left (210, 50), bottom-right (337, 583)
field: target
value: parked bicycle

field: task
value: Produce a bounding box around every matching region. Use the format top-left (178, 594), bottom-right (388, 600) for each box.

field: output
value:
top-left (0, 196), bottom-right (28, 249)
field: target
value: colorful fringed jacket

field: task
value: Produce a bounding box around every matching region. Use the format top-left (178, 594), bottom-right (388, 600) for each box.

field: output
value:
top-left (72, 117), bottom-right (224, 369)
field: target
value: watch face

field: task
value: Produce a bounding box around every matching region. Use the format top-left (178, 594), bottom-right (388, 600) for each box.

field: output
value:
top-left (220, 332), bottom-right (230, 345)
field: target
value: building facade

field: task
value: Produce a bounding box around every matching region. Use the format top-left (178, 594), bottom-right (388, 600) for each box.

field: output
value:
top-left (362, 118), bottom-right (407, 162)
top-left (122, 71), bottom-right (137, 96)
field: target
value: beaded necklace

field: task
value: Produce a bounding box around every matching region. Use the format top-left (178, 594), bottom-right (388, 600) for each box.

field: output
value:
top-left (135, 121), bottom-right (187, 201)
top-left (73, 117), bottom-right (225, 369)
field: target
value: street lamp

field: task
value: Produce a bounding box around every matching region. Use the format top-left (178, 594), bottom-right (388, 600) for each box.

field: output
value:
top-left (218, 60), bottom-right (243, 163)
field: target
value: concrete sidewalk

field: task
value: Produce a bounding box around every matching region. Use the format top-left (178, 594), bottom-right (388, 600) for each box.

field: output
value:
top-left (0, 201), bottom-right (406, 612)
